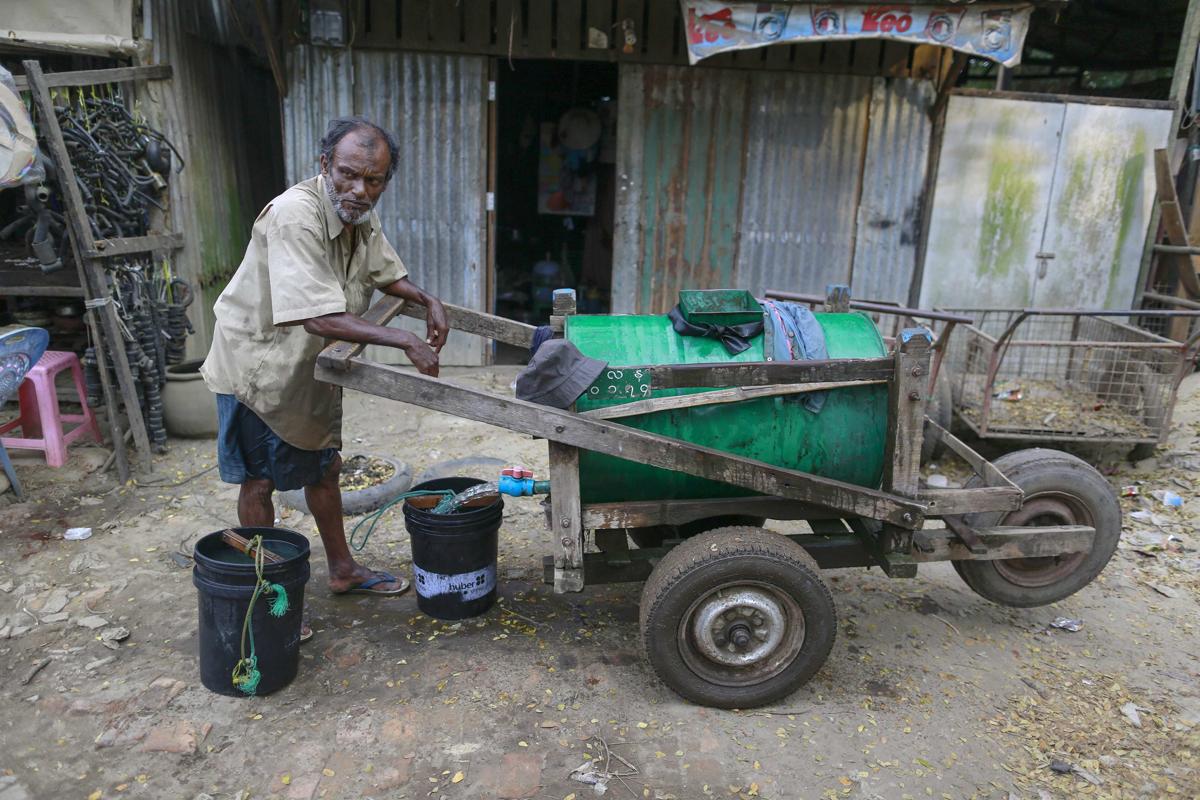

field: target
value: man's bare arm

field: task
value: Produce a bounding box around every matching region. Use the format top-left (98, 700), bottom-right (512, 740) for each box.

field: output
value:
top-left (378, 276), bottom-right (450, 353)
top-left (300, 312), bottom-right (439, 376)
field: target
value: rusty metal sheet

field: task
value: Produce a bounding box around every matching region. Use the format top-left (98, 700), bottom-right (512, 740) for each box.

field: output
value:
top-left (284, 47), bottom-right (487, 365)
top-left (851, 77), bottom-right (935, 304)
top-left (734, 71), bottom-right (873, 299)
top-left (612, 64), bottom-right (750, 314)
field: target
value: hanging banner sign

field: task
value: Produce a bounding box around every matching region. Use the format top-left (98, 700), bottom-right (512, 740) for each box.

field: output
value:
top-left (681, 2), bottom-right (1034, 67)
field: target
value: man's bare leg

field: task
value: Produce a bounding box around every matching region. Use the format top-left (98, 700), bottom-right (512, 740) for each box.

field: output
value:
top-left (238, 478), bottom-right (275, 527)
top-left (305, 453), bottom-right (403, 593)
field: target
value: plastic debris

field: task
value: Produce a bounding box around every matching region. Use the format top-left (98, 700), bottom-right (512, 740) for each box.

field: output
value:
top-left (64, 527), bottom-right (93, 541)
top-left (1120, 702), bottom-right (1143, 728)
top-left (1049, 759), bottom-right (1074, 774)
top-left (925, 474), bottom-right (950, 488)
top-left (1121, 485), bottom-right (1139, 497)
top-left (993, 387), bottom-right (1022, 401)
top-left (1049, 617), bottom-right (1083, 632)
top-left (1151, 489), bottom-right (1183, 508)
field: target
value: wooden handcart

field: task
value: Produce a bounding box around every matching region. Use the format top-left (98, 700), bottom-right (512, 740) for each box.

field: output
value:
top-left (315, 287), bottom-right (1120, 709)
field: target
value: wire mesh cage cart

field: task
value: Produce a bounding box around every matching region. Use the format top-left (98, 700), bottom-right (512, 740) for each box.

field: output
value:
top-left (940, 308), bottom-right (1200, 450)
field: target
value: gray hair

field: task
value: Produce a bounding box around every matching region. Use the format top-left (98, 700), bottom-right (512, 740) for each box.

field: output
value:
top-left (319, 116), bottom-right (400, 181)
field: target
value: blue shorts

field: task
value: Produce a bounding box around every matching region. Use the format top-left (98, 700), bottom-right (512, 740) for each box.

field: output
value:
top-left (215, 394), bottom-right (338, 491)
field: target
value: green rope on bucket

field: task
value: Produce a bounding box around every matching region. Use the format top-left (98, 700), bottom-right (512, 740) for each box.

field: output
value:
top-left (231, 534), bottom-right (289, 696)
top-left (348, 489), bottom-right (456, 552)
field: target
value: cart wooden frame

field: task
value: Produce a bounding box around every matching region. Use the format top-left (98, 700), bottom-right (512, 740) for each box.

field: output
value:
top-left (315, 289), bottom-right (1097, 591)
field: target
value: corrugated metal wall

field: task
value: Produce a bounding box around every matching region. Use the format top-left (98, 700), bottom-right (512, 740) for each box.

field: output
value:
top-left (852, 78), bottom-right (935, 303)
top-left (736, 72), bottom-right (873, 300)
top-left (614, 65), bottom-right (935, 313)
top-left (284, 46), bottom-right (488, 365)
top-left (142, 0), bottom-right (283, 358)
top-left (612, 65), bottom-right (750, 315)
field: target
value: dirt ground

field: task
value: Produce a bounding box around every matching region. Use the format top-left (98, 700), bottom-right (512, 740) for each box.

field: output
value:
top-left (1, 367), bottom-right (1198, 800)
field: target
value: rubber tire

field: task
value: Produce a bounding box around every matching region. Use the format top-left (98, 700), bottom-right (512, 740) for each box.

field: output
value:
top-left (955, 449), bottom-right (1121, 608)
top-left (639, 527), bottom-right (836, 709)
top-left (277, 455), bottom-right (412, 516)
top-left (921, 376), bottom-right (953, 465)
top-left (627, 515), bottom-right (767, 549)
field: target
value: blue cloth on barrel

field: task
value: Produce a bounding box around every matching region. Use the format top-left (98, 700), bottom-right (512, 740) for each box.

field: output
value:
top-left (761, 300), bottom-right (829, 414)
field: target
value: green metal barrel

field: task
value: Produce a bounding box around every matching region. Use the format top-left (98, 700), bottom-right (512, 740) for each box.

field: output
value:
top-left (566, 312), bottom-right (888, 504)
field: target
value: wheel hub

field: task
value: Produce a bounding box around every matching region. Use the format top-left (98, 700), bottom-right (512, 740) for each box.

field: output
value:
top-left (995, 493), bottom-right (1090, 587)
top-left (690, 588), bottom-right (794, 668)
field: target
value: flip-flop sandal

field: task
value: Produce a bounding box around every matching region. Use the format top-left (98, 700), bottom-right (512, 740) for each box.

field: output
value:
top-left (336, 570), bottom-right (410, 597)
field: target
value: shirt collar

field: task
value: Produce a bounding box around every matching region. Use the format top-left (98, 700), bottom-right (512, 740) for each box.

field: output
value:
top-left (316, 174), bottom-right (378, 241)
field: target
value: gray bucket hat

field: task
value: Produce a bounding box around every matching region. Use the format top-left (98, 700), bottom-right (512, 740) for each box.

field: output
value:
top-left (515, 338), bottom-right (607, 409)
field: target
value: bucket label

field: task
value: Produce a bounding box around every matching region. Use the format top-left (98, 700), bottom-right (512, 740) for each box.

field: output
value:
top-left (413, 564), bottom-right (495, 601)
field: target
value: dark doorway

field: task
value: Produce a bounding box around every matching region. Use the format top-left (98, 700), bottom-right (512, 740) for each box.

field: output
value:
top-left (493, 59), bottom-right (617, 362)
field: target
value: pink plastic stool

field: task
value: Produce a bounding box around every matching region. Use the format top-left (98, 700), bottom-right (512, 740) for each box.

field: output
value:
top-left (0, 350), bottom-right (101, 467)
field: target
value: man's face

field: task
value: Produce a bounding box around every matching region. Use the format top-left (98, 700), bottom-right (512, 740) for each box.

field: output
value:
top-left (320, 129), bottom-right (391, 226)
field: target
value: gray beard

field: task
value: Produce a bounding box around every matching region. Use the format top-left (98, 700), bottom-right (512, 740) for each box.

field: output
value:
top-left (325, 180), bottom-right (371, 226)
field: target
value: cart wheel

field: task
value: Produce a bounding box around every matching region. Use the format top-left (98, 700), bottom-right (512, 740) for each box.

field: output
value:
top-left (921, 377), bottom-right (954, 465)
top-left (639, 527), bottom-right (835, 708)
top-left (955, 449), bottom-right (1121, 607)
top-left (627, 515), bottom-right (766, 549)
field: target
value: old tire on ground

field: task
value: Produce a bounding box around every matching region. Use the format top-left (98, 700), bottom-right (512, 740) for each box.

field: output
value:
top-left (627, 515), bottom-right (767, 549)
top-left (277, 455), bottom-right (412, 516)
top-left (920, 376), bottom-right (954, 465)
top-left (955, 449), bottom-right (1121, 607)
top-left (639, 527), bottom-right (836, 708)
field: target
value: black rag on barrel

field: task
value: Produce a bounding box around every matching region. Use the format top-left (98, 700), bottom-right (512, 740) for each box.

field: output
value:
top-left (667, 305), bottom-right (764, 355)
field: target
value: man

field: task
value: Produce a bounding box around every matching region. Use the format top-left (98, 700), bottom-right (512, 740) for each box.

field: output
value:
top-left (202, 116), bottom-right (448, 604)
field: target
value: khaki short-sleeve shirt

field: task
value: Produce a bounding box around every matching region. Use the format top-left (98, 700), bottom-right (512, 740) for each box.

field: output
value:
top-left (201, 175), bottom-right (406, 450)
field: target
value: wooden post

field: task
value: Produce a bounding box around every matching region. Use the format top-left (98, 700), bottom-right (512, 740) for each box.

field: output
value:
top-left (547, 287), bottom-right (584, 592)
top-left (825, 284), bottom-right (851, 313)
top-left (23, 60), bottom-right (153, 476)
top-left (881, 328), bottom-right (933, 557)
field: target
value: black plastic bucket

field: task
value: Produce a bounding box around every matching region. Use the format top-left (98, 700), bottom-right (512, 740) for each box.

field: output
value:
top-left (403, 477), bottom-right (502, 620)
top-left (192, 527), bottom-right (310, 696)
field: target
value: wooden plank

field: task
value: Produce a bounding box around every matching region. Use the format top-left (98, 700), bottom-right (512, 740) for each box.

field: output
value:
top-left (644, 0), bottom-right (677, 62)
top-left (582, 496), bottom-right (840, 530)
top-left (851, 40), bottom-right (882, 75)
top-left (320, 296), bottom-right (536, 370)
top-left (556, 0), bottom-right (584, 56)
top-left (23, 60), bottom-right (147, 478)
top-left (400, 0), bottom-right (432, 45)
top-left (432, 0), bottom-right (463, 48)
top-left (0, 285), bottom-right (86, 298)
top-left (636, 358), bottom-right (894, 390)
top-left (315, 356), bottom-right (926, 526)
top-left (87, 232), bottom-right (184, 259)
top-left (765, 43), bottom-right (793, 70)
top-left (586, 0), bottom-right (612, 54)
top-left (924, 418), bottom-right (1016, 490)
top-left (881, 42), bottom-right (909, 77)
top-left (821, 42), bottom-right (853, 73)
top-left (910, 44), bottom-right (943, 82)
top-left (496, 0), bottom-right (524, 57)
top-left (464, 0), bottom-right (492, 48)
top-left (321, 296), bottom-right (407, 369)
top-left (1154, 148), bottom-right (1200, 296)
top-left (581, 379), bottom-right (886, 421)
top-left (919, 486), bottom-right (1024, 516)
top-left (882, 330), bottom-right (931, 498)
top-left (793, 42), bottom-right (822, 72)
top-left (549, 442), bottom-right (585, 592)
top-left (400, 301), bottom-right (536, 348)
top-left (912, 525), bottom-right (1095, 563)
top-left (527, 0), bottom-right (554, 54)
top-left (12, 64), bottom-right (172, 92)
